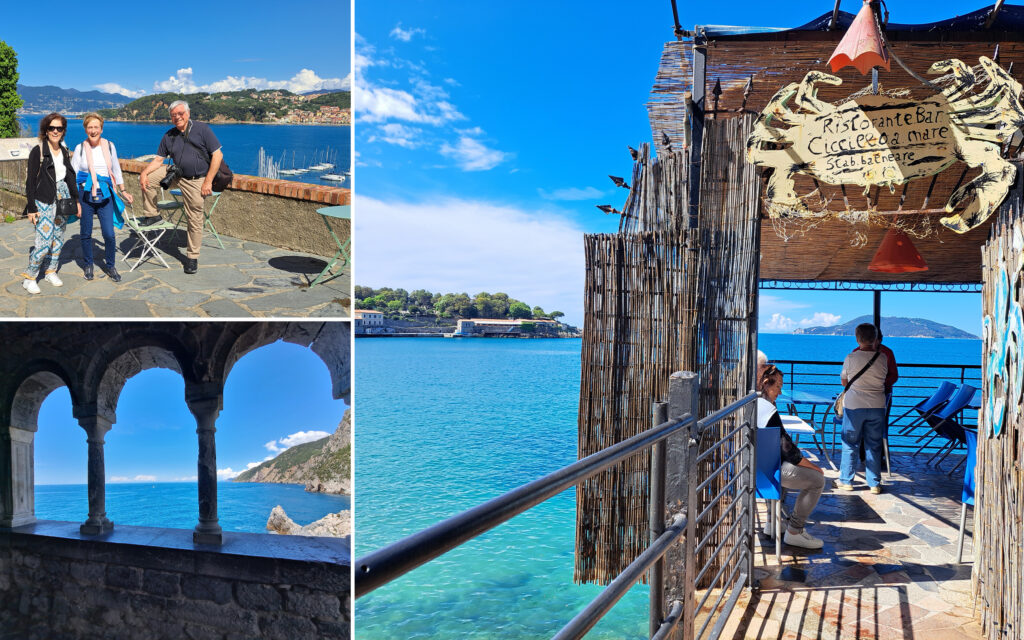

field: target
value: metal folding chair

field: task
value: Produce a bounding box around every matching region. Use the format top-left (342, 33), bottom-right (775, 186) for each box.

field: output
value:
top-left (170, 189), bottom-right (225, 249)
top-left (755, 425), bottom-right (784, 563)
top-left (957, 428), bottom-right (978, 563)
top-left (895, 381), bottom-right (956, 435)
top-left (121, 202), bottom-right (176, 270)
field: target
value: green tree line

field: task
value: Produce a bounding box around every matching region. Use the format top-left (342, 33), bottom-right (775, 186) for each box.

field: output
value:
top-left (356, 286), bottom-right (564, 321)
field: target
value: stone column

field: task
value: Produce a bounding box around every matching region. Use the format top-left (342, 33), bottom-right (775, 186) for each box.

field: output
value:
top-left (78, 416), bottom-right (114, 535)
top-left (0, 425), bottom-right (37, 528)
top-left (188, 394), bottom-right (223, 545)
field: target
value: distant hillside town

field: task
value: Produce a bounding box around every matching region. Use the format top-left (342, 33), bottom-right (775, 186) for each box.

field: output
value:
top-left (16, 84), bottom-right (351, 125)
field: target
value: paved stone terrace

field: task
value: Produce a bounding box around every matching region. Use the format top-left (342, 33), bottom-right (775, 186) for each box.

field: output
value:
top-left (720, 452), bottom-right (982, 640)
top-left (0, 218), bottom-right (350, 317)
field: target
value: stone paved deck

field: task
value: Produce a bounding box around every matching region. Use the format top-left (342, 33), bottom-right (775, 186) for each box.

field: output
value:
top-left (0, 217), bottom-right (350, 317)
top-left (720, 452), bottom-right (982, 640)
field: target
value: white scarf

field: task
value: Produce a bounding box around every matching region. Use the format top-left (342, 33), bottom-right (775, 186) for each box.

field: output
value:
top-left (82, 138), bottom-right (114, 192)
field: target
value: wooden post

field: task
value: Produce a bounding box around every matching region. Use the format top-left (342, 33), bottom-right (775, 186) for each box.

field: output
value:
top-left (664, 371), bottom-right (699, 640)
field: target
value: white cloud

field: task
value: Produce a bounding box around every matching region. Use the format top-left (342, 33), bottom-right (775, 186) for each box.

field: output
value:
top-left (763, 313), bottom-right (797, 333)
top-left (95, 83), bottom-right (146, 98)
top-left (378, 123), bottom-right (423, 148)
top-left (440, 137), bottom-right (509, 171)
top-left (176, 475), bottom-right (198, 482)
top-left (356, 196), bottom-right (585, 325)
top-left (799, 312), bottom-right (842, 328)
top-left (246, 461), bottom-right (263, 470)
top-left (758, 294), bottom-right (810, 314)
top-left (280, 430), bottom-right (331, 448)
top-left (152, 67), bottom-right (350, 95)
top-left (390, 23), bottom-right (426, 42)
top-left (358, 85), bottom-right (439, 124)
top-left (217, 468), bottom-right (240, 480)
top-left (538, 186), bottom-right (605, 201)
top-left (109, 474), bottom-right (157, 483)
top-left (761, 311), bottom-right (841, 333)
top-left (264, 439), bottom-right (282, 453)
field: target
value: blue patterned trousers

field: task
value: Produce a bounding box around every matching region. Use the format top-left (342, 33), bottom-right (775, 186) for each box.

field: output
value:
top-left (24, 182), bottom-right (69, 278)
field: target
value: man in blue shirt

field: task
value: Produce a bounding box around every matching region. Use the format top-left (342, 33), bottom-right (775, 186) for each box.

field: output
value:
top-left (138, 100), bottom-right (224, 274)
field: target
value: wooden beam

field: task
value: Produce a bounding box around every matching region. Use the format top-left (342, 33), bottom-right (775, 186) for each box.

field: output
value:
top-left (985, 0), bottom-right (1006, 29)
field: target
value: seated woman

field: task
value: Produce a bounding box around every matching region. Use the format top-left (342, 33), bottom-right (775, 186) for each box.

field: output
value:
top-left (758, 365), bottom-right (826, 550)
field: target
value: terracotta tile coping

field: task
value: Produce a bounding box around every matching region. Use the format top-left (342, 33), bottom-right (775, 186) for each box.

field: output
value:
top-left (119, 159), bottom-right (350, 206)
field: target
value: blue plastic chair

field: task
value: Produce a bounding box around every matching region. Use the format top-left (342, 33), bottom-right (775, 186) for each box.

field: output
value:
top-left (755, 426), bottom-right (783, 561)
top-left (957, 428), bottom-right (977, 563)
top-left (915, 383), bottom-right (977, 465)
top-left (896, 381), bottom-right (956, 435)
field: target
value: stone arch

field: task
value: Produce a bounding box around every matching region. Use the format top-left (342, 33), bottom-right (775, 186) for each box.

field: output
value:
top-left (1, 361), bottom-right (76, 527)
top-left (216, 322), bottom-right (351, 403)
top-left (82, 330), bottom-right (196, 423)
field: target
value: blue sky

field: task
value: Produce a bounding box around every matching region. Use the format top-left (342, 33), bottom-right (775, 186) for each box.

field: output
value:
top-left (355, 1), bottom-right (988, 332)
top-left (34, 342), bottom-right (348, 485)
top-left (4, 0), bottom-right (350, 97)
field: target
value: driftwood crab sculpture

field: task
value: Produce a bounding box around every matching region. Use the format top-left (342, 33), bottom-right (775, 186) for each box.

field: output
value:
top-left (746, 57), bottom-right (1024, 233)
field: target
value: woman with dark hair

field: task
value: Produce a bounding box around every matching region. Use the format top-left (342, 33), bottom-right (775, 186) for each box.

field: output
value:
top-left (758, 365), bottom-right (826, 549)
top-left (22, 112), bottom-right (80, 294)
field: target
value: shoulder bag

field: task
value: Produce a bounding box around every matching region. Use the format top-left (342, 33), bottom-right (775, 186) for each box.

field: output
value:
top-left (182, 122), bottom-right (233, 191)
top-left (834, 350), bottom-right (882, 419)
top-left (37, 143), bottom-right (76, 224)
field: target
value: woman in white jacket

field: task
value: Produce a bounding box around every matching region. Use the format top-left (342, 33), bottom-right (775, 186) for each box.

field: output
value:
top-left (71, 113), bottom-right (133, 282)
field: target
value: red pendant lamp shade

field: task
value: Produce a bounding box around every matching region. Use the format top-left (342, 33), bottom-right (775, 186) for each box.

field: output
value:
top-left (829, 0), bottom-right (891, 75)
top-left (868, 229), bottom-right (928, 273)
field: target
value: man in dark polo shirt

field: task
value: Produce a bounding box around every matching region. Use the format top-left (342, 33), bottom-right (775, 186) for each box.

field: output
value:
top-left (138, 100), bottom-right (224, 274)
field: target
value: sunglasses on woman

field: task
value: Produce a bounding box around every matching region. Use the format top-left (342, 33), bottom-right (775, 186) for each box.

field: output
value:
top-left (46, 125), bottom-right (64, 133)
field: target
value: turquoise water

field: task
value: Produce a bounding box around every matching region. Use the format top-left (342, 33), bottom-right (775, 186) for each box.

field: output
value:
top-left (355, 334), bottom-right (982, 638)
top-left (35, 482), bottom-right (350, 534)
top-left (18, 115), bottom-right (351, 189)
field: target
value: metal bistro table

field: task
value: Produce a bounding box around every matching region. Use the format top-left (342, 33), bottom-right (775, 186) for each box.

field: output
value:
top-left (778, 390), bottom-right (837, 469)
top-left (310, 205), bottom-right (351, 288)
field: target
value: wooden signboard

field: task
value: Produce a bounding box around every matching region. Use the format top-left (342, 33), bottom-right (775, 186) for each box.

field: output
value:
top-left (746, 57), bottom-right (1024, 233)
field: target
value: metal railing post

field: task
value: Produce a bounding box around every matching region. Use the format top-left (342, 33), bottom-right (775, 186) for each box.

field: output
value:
top-left (649, 401), bottom-right (668, 638)
top-left (667, 371), bottom-right (699, 640)
top-left (743, 389), bottom-right (756, 589)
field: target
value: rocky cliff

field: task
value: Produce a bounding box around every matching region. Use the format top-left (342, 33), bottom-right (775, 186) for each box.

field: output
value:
top-left (267, 505), bottom-right (351, 538)
top-left (233, 410), bottom-right (351, 495)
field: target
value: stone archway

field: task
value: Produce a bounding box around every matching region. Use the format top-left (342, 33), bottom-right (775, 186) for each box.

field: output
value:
top-left (0, 321), bottom-right (351, 545)
top-left (2, 366), bottom-right (73, 527)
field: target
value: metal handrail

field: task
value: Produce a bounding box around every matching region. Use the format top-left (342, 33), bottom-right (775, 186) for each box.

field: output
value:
top-left (355, 410), bottom-right (696, 597)
top-left (356, 374), bottom-right (760, 640)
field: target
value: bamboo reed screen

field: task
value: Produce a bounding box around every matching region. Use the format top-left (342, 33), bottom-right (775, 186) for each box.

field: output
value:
top-left (575, 116), bottom-right (760, 585)
top-left (978, 169), bottom-right (1024, 640)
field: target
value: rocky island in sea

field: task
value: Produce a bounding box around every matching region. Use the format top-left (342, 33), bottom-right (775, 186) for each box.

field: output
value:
top-left (354, 286), bottom-right (581, 338)
top-left (794, 315), bottom-right (978, 339)
top-left (233, 410), bottom-right (351, 537)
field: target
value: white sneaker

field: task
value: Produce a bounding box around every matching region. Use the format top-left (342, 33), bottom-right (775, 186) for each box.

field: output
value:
top-left (22, 279), bottom-right (40, 295)
top-left (783, 529), bottom-right (824, 550)
top-left (44, 272), bottom-right (63, 287)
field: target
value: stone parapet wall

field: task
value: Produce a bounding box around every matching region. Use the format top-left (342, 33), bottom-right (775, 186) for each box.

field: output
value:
top-left (0, 158), bottom-right (350, 259)
top-left (0, 525), bottom-right (350, 640)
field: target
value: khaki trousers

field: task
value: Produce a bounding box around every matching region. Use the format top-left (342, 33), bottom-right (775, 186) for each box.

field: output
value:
top-left (143, 165), bottom-right (206, 259)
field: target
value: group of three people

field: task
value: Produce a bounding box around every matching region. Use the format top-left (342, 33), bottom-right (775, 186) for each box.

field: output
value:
top-left (21, 101), bottom-right (223, 293)
top-left (757, 323), bottom-right (896, 549)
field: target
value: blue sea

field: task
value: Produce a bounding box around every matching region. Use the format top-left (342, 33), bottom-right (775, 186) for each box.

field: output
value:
top-left (354, 334), bottom-right (982, 639)
top-left (18, 115), bottom-right (351, 189)
top-left (35, 481), bottom-right (350, 534)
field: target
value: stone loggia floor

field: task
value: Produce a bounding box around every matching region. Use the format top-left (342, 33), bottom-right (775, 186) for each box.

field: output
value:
top-left (719, 452), bottom-right (983, 640)
top-left (0, 217), bottom-right (350, 318)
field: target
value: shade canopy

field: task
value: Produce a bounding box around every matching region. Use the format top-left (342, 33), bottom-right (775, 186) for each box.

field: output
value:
top-left (828, 0), bottom-right (891, 75)
top-left (868, 229), bottom-right (929, 273)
